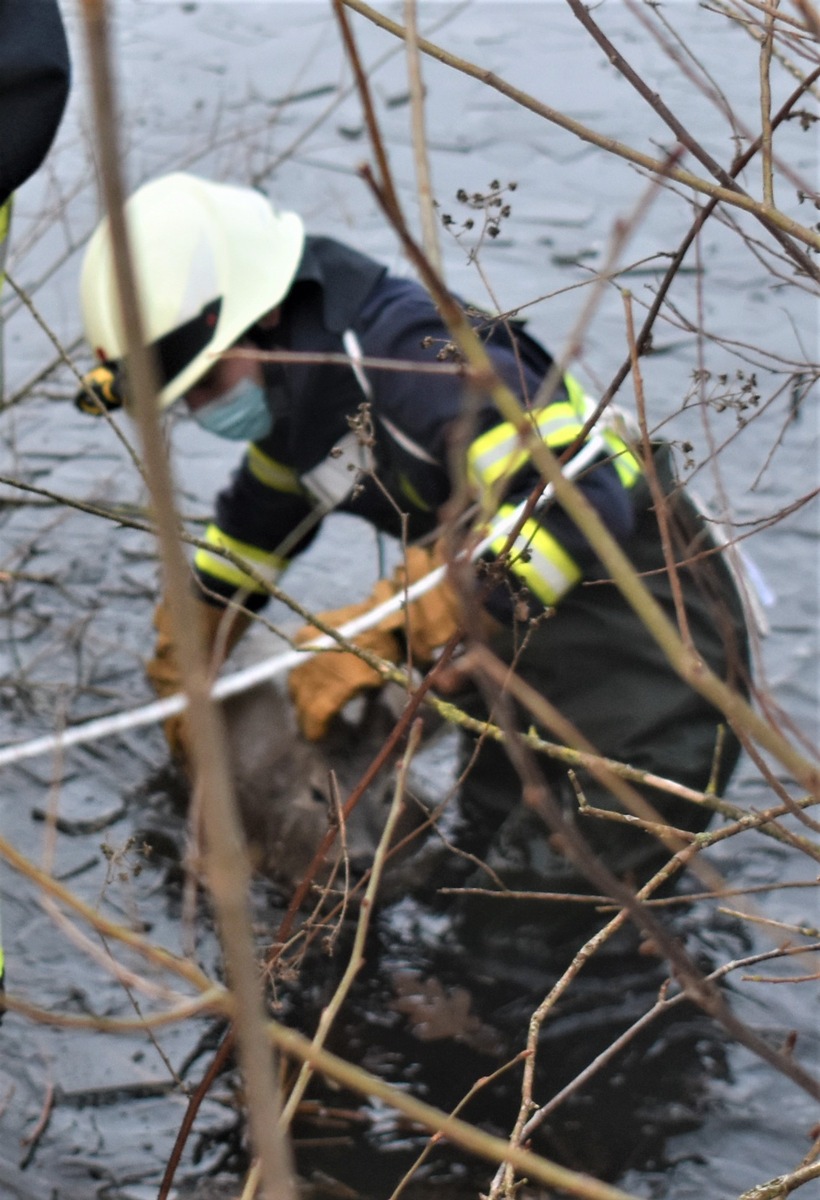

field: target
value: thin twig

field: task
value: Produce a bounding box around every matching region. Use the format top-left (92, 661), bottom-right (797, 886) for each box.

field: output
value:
top-left (404, 0), bottom-right (443, 276)
top-left (356, 155), bottom-right (820, 798)
top-left (157, 1030), bottom-right (235, 1200)
top-left (0, 833), bottom-right (213, 992)
top-left (388, 1052), bottom-right (530, 1200)
top-left (260, 1014), bottom-right (646, 1200)
top-left (736, 1158), bottom-right (820, 1199)
top-left (18, 1081), bottom-right (55, 1170)
top-left (340, 0), bottom-right (820, 250)
top-left (496, 941), bottom-right (820, 1197)
top-left (79, 4), bottom-right (295, 1196)
top-left (282, 720), bottom-right (422, 1124)
top-left (760, 0), bottom-right (779, 205)
top-left (622, 288), bottom-right (694, 647)
top-left (3, 272), bottom-right (147, 475)
top-left (242, 723), bottom-right (426, 1200)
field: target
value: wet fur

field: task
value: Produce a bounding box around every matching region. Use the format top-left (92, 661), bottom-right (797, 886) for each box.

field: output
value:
top-left (221, 680), bottom-right (431, 892)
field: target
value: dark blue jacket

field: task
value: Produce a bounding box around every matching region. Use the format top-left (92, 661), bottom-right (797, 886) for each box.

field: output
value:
top-left (194, 236), bottom-right (637, 620)
top-left (0, 0), bottom-right (70, 205)
top-left (192, 236), bottom-right (750, 776)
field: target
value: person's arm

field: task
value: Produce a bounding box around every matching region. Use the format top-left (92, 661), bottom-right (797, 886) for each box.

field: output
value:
top-left (192, 442), bottom-right (319, 610)
top-left (0, 0), bottom-right (70, 205)
top-left (463, 373), bottom-right (644, 622)
top-left (286, 295), bottom-right (646, 737)
top-left (145, 441), bottom-right (321, 757)
top-left (363, 288), bottom-right (645, 622)
top-left (0, 0), bottom-right (69, 1005)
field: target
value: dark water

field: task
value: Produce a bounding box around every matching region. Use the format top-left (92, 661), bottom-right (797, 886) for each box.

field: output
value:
top-left (1, 3), bottom-right (817, 1198)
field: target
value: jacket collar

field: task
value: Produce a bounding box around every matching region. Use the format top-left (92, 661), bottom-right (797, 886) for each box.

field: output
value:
top-left (292, 235), bottom-right (386, 333)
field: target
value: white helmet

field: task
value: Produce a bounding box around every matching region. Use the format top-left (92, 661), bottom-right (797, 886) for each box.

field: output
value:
top-left (80, 172), bottom-right (304, 408)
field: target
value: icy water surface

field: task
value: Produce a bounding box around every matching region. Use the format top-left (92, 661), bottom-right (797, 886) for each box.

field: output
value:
top-left (0, 3), bottom-right (817, 1198)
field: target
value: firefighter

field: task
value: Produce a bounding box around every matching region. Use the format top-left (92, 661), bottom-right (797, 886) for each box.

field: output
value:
top-left (0, 0), bottom-right (71, 1000)
top-left (0, 0), bottom-right (71, 395)
top-left (77, 172), bottom-right (751, 930)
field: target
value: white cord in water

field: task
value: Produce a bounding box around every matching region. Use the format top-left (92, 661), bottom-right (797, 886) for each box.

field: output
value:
top-left (0, 437), bottom-right (605, 769)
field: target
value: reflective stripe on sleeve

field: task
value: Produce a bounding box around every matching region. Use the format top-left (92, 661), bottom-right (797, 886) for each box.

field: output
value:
top-left (489, 506), bottom-right (582, 607)
top-left (194, 524), bottom-right (287, 593)
top-left (468, 374), bottom-right (643, 504)
top-left (247, 444), bottom-right (303, 494)
top-left (600, 429), bottom-right (642, 489)
top-left (576, 388), bottom-right (643, 489)
top-left (563, 371), bottom-right (588, 415)
top-left (468, 403), bottom-right (586, 493)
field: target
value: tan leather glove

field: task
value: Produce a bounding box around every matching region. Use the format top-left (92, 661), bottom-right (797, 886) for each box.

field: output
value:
top-left (288, 607), bottom-right (402, 743)
top-left (395, 545), bottom-right (463, 663)
top-left (144, 596), bottom-right (249, 760)
top-left (288, 546), bottom-right (462, 742)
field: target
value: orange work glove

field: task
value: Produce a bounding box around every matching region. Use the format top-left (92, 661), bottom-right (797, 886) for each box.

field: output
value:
top-left (144, 596), bottom-right (249, 760)
top-left (288, 546), bottom-right (463, 742)
top-left (394, 544), bottom-right (463, 663)
top-left (288, 607), bottom-right (402, 743)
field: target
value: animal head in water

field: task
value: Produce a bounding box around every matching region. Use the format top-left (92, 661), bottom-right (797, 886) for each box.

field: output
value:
top-left (220, 682), bottom-right (429, 893)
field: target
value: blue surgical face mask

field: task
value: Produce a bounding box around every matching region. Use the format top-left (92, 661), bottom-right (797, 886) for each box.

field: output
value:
top-left (190, 378), bottom-right (272, 442)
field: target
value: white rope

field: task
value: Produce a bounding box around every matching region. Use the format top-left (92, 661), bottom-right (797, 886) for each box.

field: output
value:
top-left (0, 437), bottom-right (605, 769)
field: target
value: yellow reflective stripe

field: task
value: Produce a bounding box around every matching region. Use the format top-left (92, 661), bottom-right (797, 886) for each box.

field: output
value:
top-left (467, 370), bottom-right (587, 493)
top-left (571, 388), bottom-right (643, 488)
top-left (0, 197), bottom-right (11, 290)
top-left (0, 201), bottom-right (10, 243)
top-left (194, 524), bottom-right (286, 592)
top-left (490, 507), bottom-right (582, 607)
top-left (467, 421), bottom-right (516, 487)
top-left (563, 371), bottom-right (588, 416)
top-left (539, 410), bottom-right (585, 447)
top-left (601, 430), bottom-right (642, 488)
top-left (468, 403), bottom-right (585, 490)
top-left (398, 472), bottom-right (432, 512)
top-left (468, 374), bottom-right (644, 507)
top-left (247, 444), bottom-right (303, 495)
